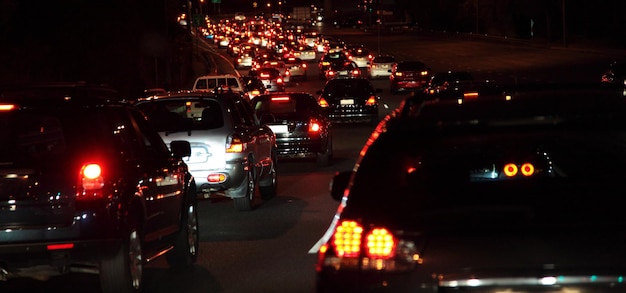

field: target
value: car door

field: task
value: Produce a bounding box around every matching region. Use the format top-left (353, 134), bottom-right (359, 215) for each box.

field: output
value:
top-left (127, 109), bottom-right (186, 245)
top-left (230, 96), bottom-right (274, 172)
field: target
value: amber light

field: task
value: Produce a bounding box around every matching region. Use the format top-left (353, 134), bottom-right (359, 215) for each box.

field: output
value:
top-left (520, 163), bottom-right (535, 176)
top-left (464, 92), bottom-right (479, 98)
top-left (207, 173), bottom-right (227, 183)
top-left (365, 228), bottom-right (396, 258)
top-left (503, 163), bottom-right (518, 177)
top-left (318, 98), bottom-right (329, 107)
top-left (366, 96), bottom-right (377, 106)
top-left (226, 136), bottom-right (245, 153)
top-left (332, 220), bottom-right (363, 257)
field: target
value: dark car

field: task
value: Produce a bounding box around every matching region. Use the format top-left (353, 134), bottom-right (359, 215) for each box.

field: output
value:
top-left (424, 70), bottom-right (475, 94)
top-left (324, 61), bottom-right (362, 80)
top-left (601, 61), bottom-right (626, 86)
top-left (318, 51), bottom-right (349, 79)
top-left (315, 83), bottom-right (626, 293)
top-left (0, 82), bottom-right (198, 293)
top-left (251, 92), bottom-right (333, 166)
top-left (389, 61), bottom-right (431, 94)
top-left (135, 91), bottom-right (278, 211)
top-left (317, 77), bottom-right (381, 124)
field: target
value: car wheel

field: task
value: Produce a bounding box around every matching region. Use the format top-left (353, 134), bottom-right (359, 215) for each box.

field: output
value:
top-left (259, 153), bottom-right (278, 200)
top-left (316, 137), bottom-right (332, 167)
top-left (233, 162), bottom-right (254, 211)
top-left (100, 223), bottom-right (143, 293)
top-left (166, 190), bottom-right (199, 269)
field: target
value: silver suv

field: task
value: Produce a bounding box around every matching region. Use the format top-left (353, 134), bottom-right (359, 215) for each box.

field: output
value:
top-left (135, 91), bottom-right (278, 211)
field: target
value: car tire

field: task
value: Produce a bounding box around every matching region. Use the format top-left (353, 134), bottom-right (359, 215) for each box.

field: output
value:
top-left (316, 137), bottom-right (333, 167)
top-left (233, 162), bottom-right (255, 211)
top-left (100, 222), bottom-right (143, 293)
top-left (166, 188), bottom-right (199, 269)
top-left (259, 153), bottom-right (278, 200)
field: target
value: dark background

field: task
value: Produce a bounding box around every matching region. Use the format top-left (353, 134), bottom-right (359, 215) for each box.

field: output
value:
top-left (1, 0), bottom-right (624, 98)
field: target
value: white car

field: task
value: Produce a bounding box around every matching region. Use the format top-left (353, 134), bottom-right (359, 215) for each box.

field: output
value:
top-left (368, 55), bottom-right (396, 79)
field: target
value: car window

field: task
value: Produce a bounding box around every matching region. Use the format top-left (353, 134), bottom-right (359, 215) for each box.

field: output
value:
top-left (397, 62), bottom-right (426, 71)
top-left (373, 56), bottom-right (394, 63)
top-left (136, 99), bottom-right (225, 131)
top-left (325, 79), bottom-right (373, 96)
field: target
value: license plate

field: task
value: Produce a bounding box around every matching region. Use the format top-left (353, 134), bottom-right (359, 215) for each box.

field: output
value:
top-left (269, 125), bottom-right (288, 133)
top-left (340, 99), bottom-right (354, 105)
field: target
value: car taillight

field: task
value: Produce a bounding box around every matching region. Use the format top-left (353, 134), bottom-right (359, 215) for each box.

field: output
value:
top-left (318, 98), bottom-right (329, 107)
top-left (327, 71), bottom-right (335, 76)
top-left (366, 96), bottom-right (377, 106)
top-left (352, 69), bottom-right (360, 75)
top-left (76, 163), bottom-right (105, 201)
top-left (395, 72), bottom-right (403, 77)
top-left (331, 220), bottom-right (397, 259)
top-left (309, 119), bottom-right (321, 132)
top-left (504, 162), bottom-right (535, 177)
top-left (302, 63), bottom-right (307, 68)
top-left (0, 104), bottom-right (17, 111)
top-left (285, 70), bottom-right (290, 76)
top-left (277, 77), bottom-right (284, 84)
top-left (365, 228), bottom-right (396, 259)
top-left (332, 220), bottom-right (363, 257)
top-left (420, 70), bottom-right (429, 76)
top-left (226, 135), bottom-right (246, 153)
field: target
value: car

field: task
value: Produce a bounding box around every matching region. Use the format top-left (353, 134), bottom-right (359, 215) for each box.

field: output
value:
top-left (324, 61), bottom-right (362, 80)
top-left (255, 67), bottom-right (286, 92)
top-left (601, 61), bottom-right (626, 87)
top-left (261, 60), bottom-right (291, 84)
top-left (316, 77), bottom-right (381, 124)
top-left (0, 82), bottom-right (198, 292)
top-left (389, 60), bottom-right (432, 94)
top-left (284, 56), bottom-right (308, 80)
top-left (318, 51), bottom-right (349, 79)
top-left (367, 55), bottom-right (396, 79)
top-left (290, 44), bottom-right (318, 62)
top-left (346, 46), bottom-right (373, 68)
top-left (424, 70), bottom-right (475, 94)
top-left (315, 82), bottom-right (626, 293)
top-left (235, 51), bottom-right (255, 69)
top-left (135, 91), bottom-right (278, 211)
top-left (192, 73), bottom-right (247, 96)
top-left (242, 75), bottom-right (268, 100)
top-left (251, 92), bottom-right (333, 166)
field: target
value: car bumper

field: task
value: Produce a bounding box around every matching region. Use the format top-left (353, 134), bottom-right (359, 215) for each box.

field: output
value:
top-left (275, 136), bottom-right (326, 158)
top-left (194, 158), bottom-right (248, 197)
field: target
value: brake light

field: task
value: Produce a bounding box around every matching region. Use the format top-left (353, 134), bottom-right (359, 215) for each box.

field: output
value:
top-left (76, 163), bottom-right (105, 201)
top-left (271, 96), bottom-right (290, 102)
top-left (47, 243), bottom-right (74, 250)
top-left (285, 70), bottom-right (290, 76)
top-left (464, 92), bottom-right (479, 98)
top-left (332, 220), bottom-right (363, 257)
top-left (226, 135), bottom-right (246, 153)
top-left (309, 119), bottom-right (321, 132)
top-left (277, 77), bottom-right (284, 84)
top-left (327, 71), bottom-right (335, 76)
top-left (0, 104), bottom-right (17, 111)
top-left (366, 96), bottom-right (377, 106)
top-left (365, 228), bottom-right (396, 258)
top-left (420, 70), bottom-right (429, 76)
top-left (352, 69), bottom-right (360, 75)
top-left (504, 162), bottom-right (535, 177)
top-left (318, 98), bottom-right (329, 107)
top-left (395, 72), bottom-right (403, 77)
top-left (207, 173), bottom-right (227, 183)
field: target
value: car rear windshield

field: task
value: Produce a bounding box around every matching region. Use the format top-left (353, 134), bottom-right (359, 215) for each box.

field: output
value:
top-left (397, 61), bottom-right (426, 71)
top-left (252, 95), bottom-right (318, 117)
top-left (324, 79), bottom-right (373, 96)
top-left (137, 99), bottom-right (224, 132)
top-left (373, 56), bottom-right (395, 63)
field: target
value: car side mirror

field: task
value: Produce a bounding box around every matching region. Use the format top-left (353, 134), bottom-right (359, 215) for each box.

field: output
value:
top-left (330, 171), bottom-right (351, 201)
top-left (170, 140), bottom-right (191, 158)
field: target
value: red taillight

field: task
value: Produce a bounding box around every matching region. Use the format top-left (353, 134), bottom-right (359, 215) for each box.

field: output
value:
top-left (302, 63), bottom-right (307, 68)
top-left (365, 228), bottom-right (396, 258)
top-left (521, 163), bottom-right (535, 176)
top-left (503, 163), bottom-right (518, 177)
top-left (226, 136), bottom-right (246, 153)
top-left (352, 69), bottom-right (360, 75)
top-left (366, 96), bottom-right (377, 106)
top-left (47, 243), bottom-right (74, 251)
top-left (332, 220), bottom-right (363, 257)
top-left (0, 104), bottom-right (17, 111)
top-left (309, 120), bottom-right (321, 132)
top-left (77, 163), bottom-right (104, 201)
top-left (318, 98), bottom-right (329, 107)
top-left (277, 77), bottom-right (284, 84)
top-left (332, 220), bottom-right (397, 259)
top-left (207, 173), bottom-right (227, 183)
